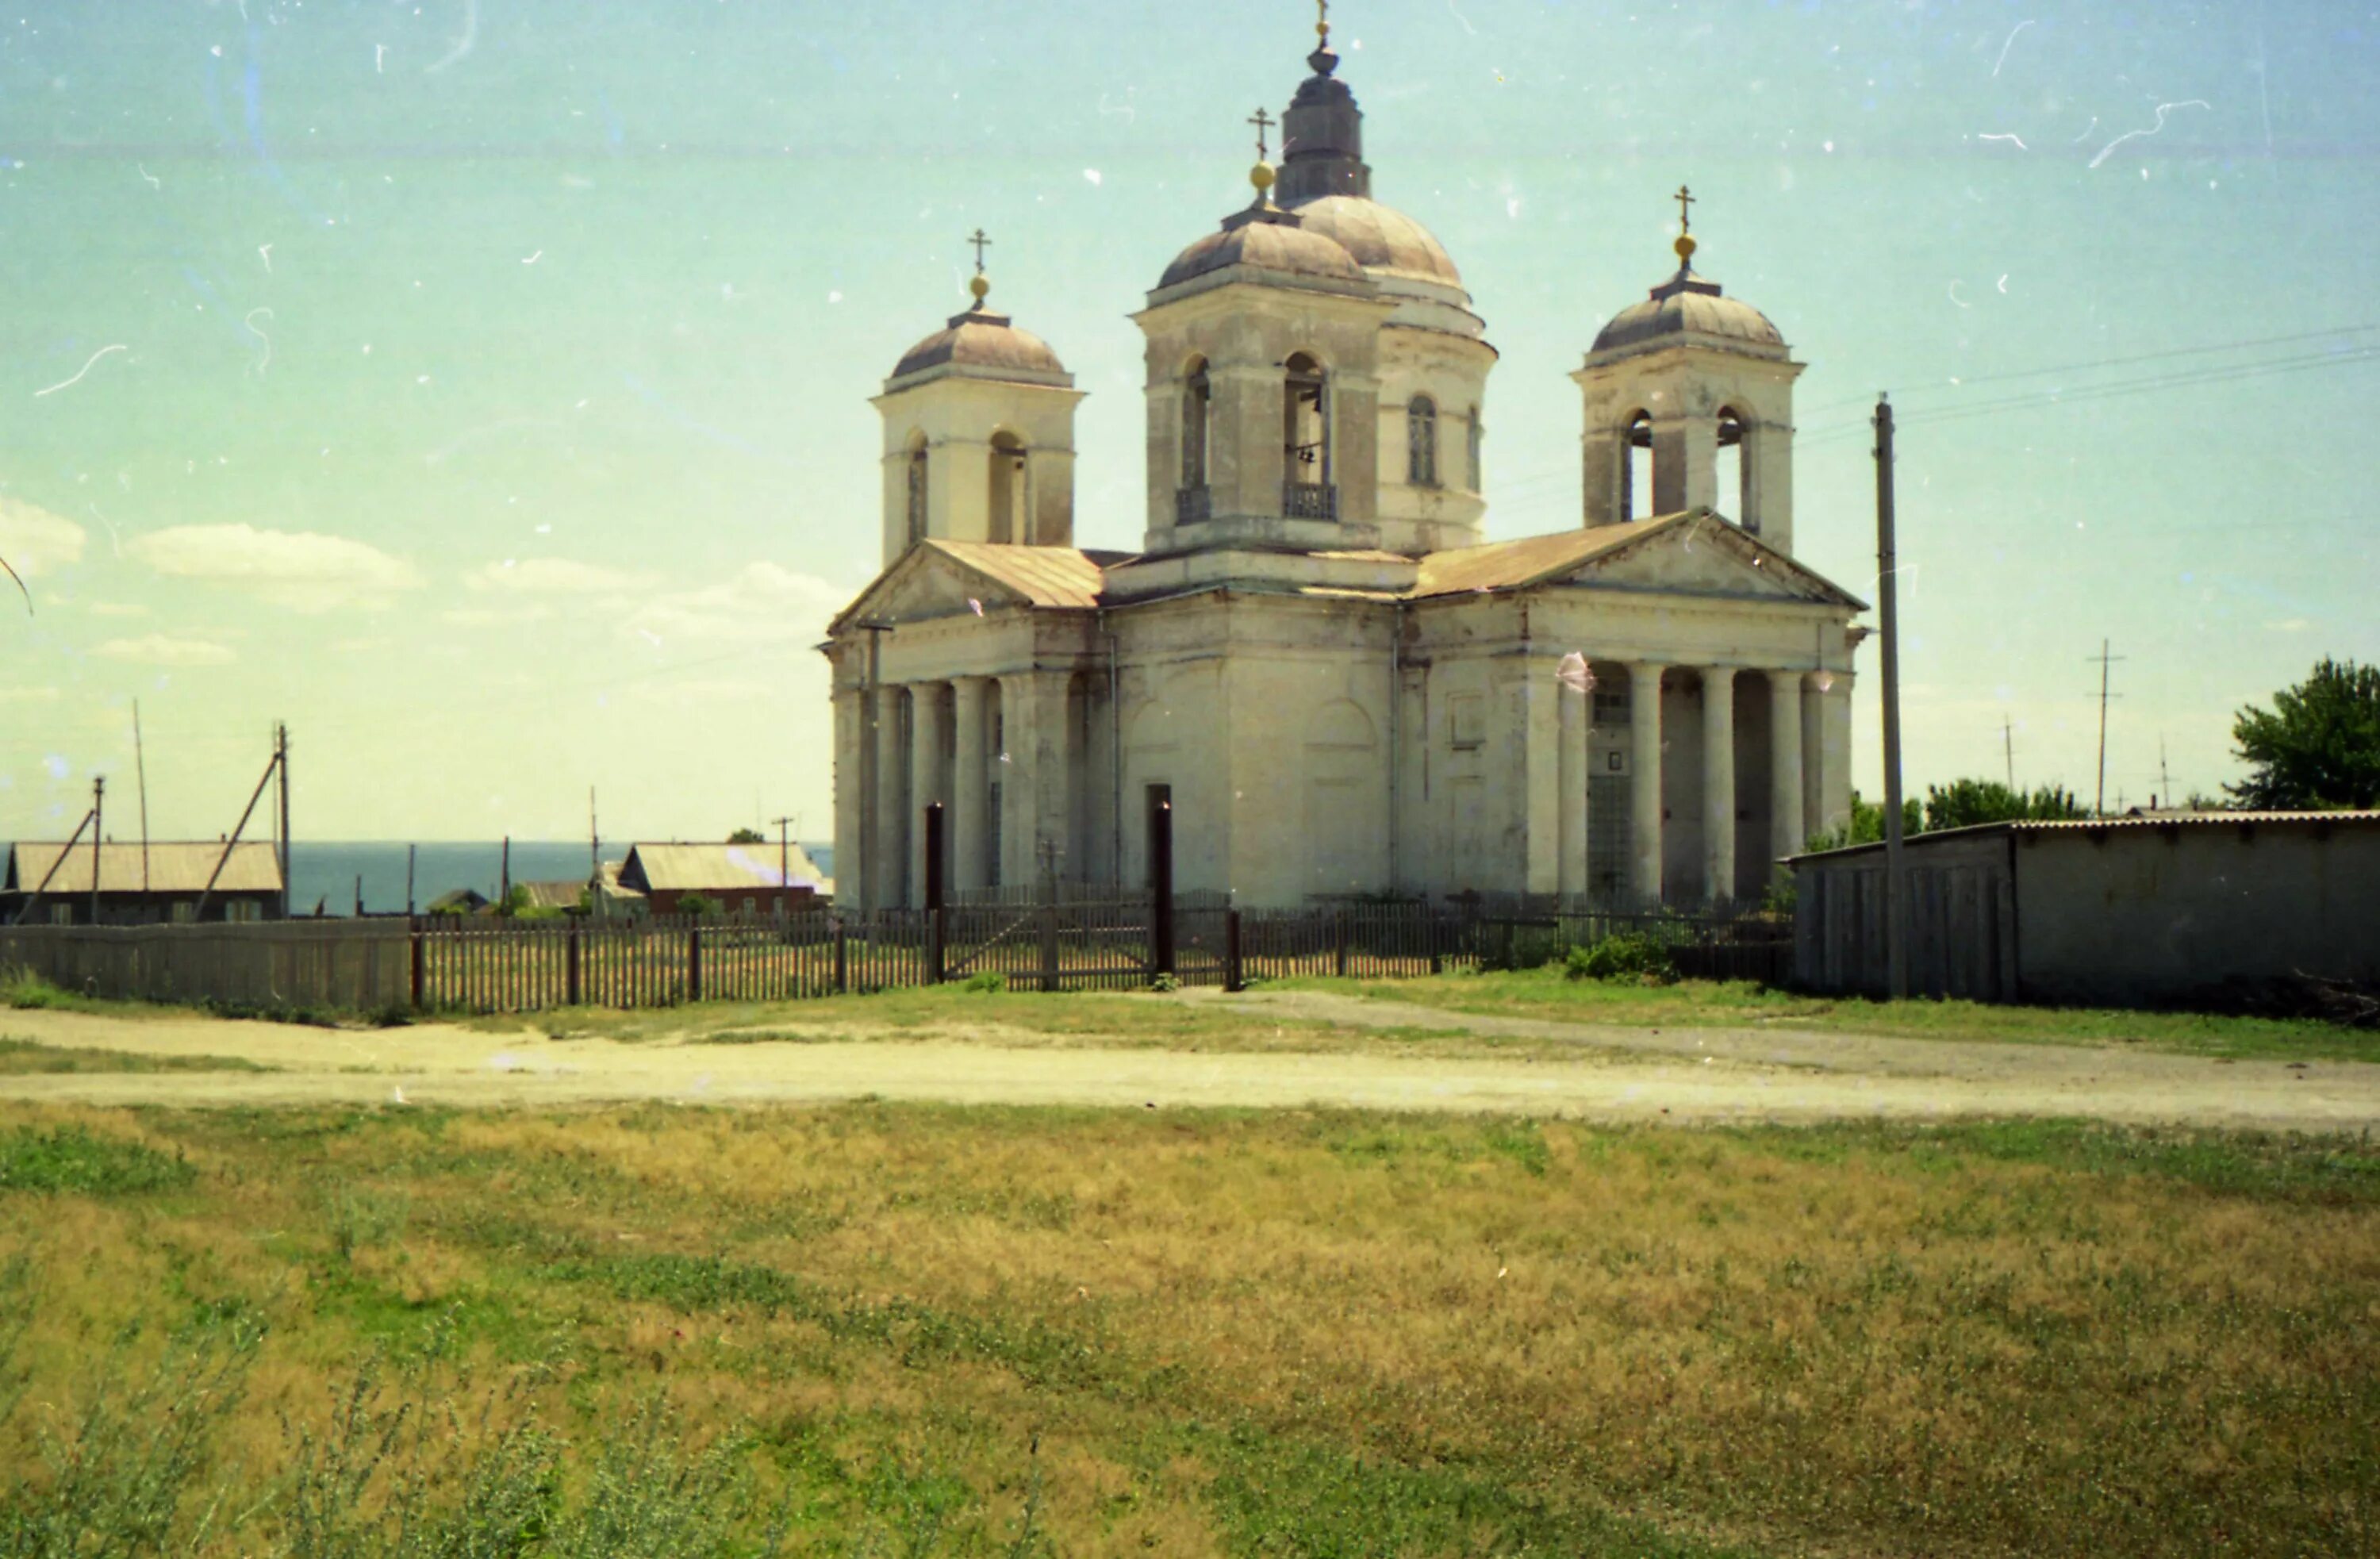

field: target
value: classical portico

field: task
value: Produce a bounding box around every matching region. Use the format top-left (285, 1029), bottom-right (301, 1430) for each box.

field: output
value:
top-left (823, 16), bottom-right (1866, 914)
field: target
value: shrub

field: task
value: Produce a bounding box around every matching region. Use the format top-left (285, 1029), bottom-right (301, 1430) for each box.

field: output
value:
top-left (677, 894), bottom-right (720, 920)
top-left (963, 972), bottom-right (1004, 994)
top-left (0, 967), bottom-right (69, 1010)
top-left (1564, 932), bottom-right (1677, 985)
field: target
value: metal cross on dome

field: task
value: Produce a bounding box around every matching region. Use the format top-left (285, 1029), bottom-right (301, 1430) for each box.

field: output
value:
top-left (1675, 184), bottom-right (1695, 234)
top-left (966, 227), bottom-right (992, 274)
top-left (1248, 106), bottom-right (1275, 162)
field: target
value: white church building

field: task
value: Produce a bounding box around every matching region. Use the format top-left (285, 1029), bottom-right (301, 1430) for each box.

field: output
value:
top-left (825, 17), bottom-right (1867, 912)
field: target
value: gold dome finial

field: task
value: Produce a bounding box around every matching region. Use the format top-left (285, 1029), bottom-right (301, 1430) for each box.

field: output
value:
top-left (965, 228), bottom-right (992, 305)
top-left (1247, 106), bottom-right (1277, 200)
top-left (1316, 0), bottom-right (1330, 43)
top-left (1672, 184), bottom-right (1697, 263)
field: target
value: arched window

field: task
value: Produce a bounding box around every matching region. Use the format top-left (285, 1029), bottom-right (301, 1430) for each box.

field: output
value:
top-left (1716, 409), bottom-right (1752, 532)
top-left (1406, 395), bottom-right (1438, 487)
top-left (904, 438), bottom-right (928, 545)
top-left (1622, 411), bottom-right (1654, 520)
top-left (1180, 358), bottom-right (1211, 490)
top-left (1283, 352), bottom-right (1334, 517)
top-left (988, 431), bottom-right (1027, 544)
top-left (1466, 405), bottom-right (1484, 493)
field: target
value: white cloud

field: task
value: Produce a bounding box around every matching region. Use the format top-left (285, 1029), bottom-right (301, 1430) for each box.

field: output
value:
top-left (442, 603), bottom-right (556, 627)
top-left (0, 686), bottom-right (61, 704)
top-left (84, 601), bottom-right (150, 618)
top-left (0, 497), bottom-right (86, 578)
top-left (94, 634), bottom-right (236, 666)
top-left (624, 562), bottom-right (852, 648)
top-left (126, 524), bottom-right (420, 612)
top-left (464, 558), bottom-right (651, 595)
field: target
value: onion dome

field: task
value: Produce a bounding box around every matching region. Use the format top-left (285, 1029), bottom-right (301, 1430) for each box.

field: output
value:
top-left (1591, 216), bottom-right (1787, 359)
top-left (888, 266), bottom-right (1070, 388)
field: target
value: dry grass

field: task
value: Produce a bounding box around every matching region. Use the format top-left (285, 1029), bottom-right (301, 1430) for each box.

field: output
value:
top-left (0, 1100), bottom-right (2374, 1556)
top-left (0, 1035), bottom-right (271, 1074)
top-left (1282, 969), bottom-right (2380, 1061)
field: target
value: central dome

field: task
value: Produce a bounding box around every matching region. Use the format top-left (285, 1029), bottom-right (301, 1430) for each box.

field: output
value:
top-left (1286, 195), bottom-right (1462, 290)
top-left (1156, 216), bottom-right (1367, 293)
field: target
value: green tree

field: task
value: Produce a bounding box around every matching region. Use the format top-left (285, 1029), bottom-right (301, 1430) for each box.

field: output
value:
top-left (1921, 778), bottom-right (2087, 831)
top-left (677, 893), bottom-right (720, 920)
top-left (1803, 790), bottom-right (1921, 854)
top-left (2227, 659), bottom-right (2380, 809)
top-left (727, 827), bottom-right (766, 844)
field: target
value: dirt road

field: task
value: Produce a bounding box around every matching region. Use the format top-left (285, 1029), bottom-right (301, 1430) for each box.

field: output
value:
top-left (0, 996), bottom-right (2372, 1131)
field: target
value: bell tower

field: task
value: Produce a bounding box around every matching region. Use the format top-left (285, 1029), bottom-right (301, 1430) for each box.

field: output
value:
top-left (870, 236), bottom-right (1084, 567)
top-left (1573, 191), bottom-right (1804, 554)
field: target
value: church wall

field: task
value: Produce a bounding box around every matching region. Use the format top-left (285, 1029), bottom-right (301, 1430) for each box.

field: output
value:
top-left (869, 378), bottom-right (1084, 561)
top-left (1572, 347), bottom-right (1800, 549)
top-left (1370, 326), bottom-right (1493, 554)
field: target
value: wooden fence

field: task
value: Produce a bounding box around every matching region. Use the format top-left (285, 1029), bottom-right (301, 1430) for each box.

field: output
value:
top-left (2, 901), bottom-right (1790, 1016)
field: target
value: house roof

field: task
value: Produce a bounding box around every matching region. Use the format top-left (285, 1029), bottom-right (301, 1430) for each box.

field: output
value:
top-left (622, 842), bottom-right (827, 893)
top-left (4, 841), bottom-right (284, 896)
top-left (515, 880), bottom-right (592, 912)
top-left (1785, 810), bottom-right (2380, 866)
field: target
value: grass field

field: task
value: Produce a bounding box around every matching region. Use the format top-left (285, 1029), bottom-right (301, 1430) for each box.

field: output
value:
top-left (1, 1097), bottom-right (2374, 1556)
top-left (1277, 968), bottom-right (2380, 1062)
top-left (0, 1035), bottom-right (273, 1074)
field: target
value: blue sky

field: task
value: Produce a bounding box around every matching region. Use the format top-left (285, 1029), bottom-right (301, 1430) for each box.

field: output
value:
top-left (2, 0), bottom-right (2374, 840)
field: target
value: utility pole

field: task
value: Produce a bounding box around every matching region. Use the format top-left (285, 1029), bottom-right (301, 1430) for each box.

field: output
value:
top-left (89, 775), bottom-right (105, 926)
top-left (2158, 735), bottom-right (2172, 811)
top-left (406, 843), bottom-right (417, 916)
top-left (589, 787), bottom-right (601, 878)
top-left (2087, 641), bottom-right (2125, 818)
top-left (132, 701), bottom-right (151, 897)
top-left (274, 722), bottom-right (291, 920)
top-left (771, 815), bottom-right (800, 891)
top-left (2002, 716), bottom-right (2014, 793)
top-left (1874, 395), bottom-right (1910, 1000)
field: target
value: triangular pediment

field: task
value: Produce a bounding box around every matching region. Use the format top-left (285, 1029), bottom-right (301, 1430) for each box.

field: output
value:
top-left (1559, 511), bottom-right (1864, 607)
top-left (827, 540), bottom-right (1111, 635)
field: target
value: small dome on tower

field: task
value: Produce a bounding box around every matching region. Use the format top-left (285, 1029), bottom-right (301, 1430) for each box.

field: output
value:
top-left (1157, 216), bottom-right (1365, 292)
top-left (1591, 207), bottom-right (1787, 359)
top-left (889, 305), bottom-right (1069, 385)
top-left (1288, 195), bottom-right (1461, 289)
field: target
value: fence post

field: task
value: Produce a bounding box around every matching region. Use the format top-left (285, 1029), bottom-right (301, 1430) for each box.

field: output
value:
top-left (1038, 881), bottom-right (1060, 994)
top-left (927, 906), bottom-right (946, 985)
top-left (1224, 908), bottom-right (1243, 993)
top-left (566, 924), bottom-right (582, 1006)
top-left (687, 922), bottom-right (703, 1004)
top-left (832, 917), bottom-right (848, 994)
top-left (1334, 907), bottom-right (1350, 978)
top-left (409, 918), bottom-right (426, 1011)
top-left (1147, 791), bottom-right (1174, 981)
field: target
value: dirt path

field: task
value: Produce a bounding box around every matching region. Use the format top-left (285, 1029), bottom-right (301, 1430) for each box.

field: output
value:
top-left (0, 1000), bottom-right (2374, 1131)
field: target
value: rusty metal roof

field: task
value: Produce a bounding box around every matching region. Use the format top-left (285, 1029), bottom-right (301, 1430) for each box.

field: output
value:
top-left (621, 843), bottom-right (826, 893)
top-left (4, 841), bottom-right (282, 896)
top-left (1409, 516), bottom-right (1674, 598)
top-left (924, 540), bottom-right (1108, 608)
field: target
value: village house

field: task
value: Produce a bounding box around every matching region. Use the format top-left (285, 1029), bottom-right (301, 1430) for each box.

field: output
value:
top-left (616, 843), bottom-right (826, 918)
top-left (824, 17), bottom-right (1866, 912)
top-left (2, 842), bottom-right (284, 926)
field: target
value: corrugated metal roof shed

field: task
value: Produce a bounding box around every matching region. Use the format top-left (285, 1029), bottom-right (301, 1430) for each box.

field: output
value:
top-left (623, 842), bottom-right (827, 893)
top-left (515, 880), bottom-right (591, 912)
top-left (4, 841), bottom-right (282, 896)
top-left (1785, 810), bottom-right (2380, 864)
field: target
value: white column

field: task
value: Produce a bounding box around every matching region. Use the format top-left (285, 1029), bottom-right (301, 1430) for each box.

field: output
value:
top-left (951, 677), bottom-right (989, 893)
top-left (1524, 666), bottom-right (1560, 897)
top-left (871, 684), bottom-right (904, 910)
top-left (1627, 662), bottom-right (1665, 908)
top-left (1768, 670), bottom-right (1806, 864)
top-left (831, 686), bottom-right (862, 911)
top-left (1702, 666), bottom-right (1737, 907)
top-left (1558, 668), bottom-right (1589, 901)
top-left (908, 682), bottom-right (942, 906)
top-left (1818, 674), bottom-right (1855, 841)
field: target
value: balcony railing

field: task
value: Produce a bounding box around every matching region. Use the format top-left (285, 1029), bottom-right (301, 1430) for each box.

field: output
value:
top-left (1283, 481), bottom-right (1338, 520)
top-left (1174, 485), bottom-right (1212, 524)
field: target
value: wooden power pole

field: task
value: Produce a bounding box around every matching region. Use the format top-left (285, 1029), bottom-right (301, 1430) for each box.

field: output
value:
top-left (89, 775), bottom-right (105, 925)
top-left (1874, 395), bottom-right (1910, 1000)
top-left (2088, 641), bottom-right (2125, 818)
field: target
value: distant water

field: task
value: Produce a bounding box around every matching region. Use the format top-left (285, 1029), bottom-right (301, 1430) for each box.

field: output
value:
top-left (282, 841), bottom-right (835, 917)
